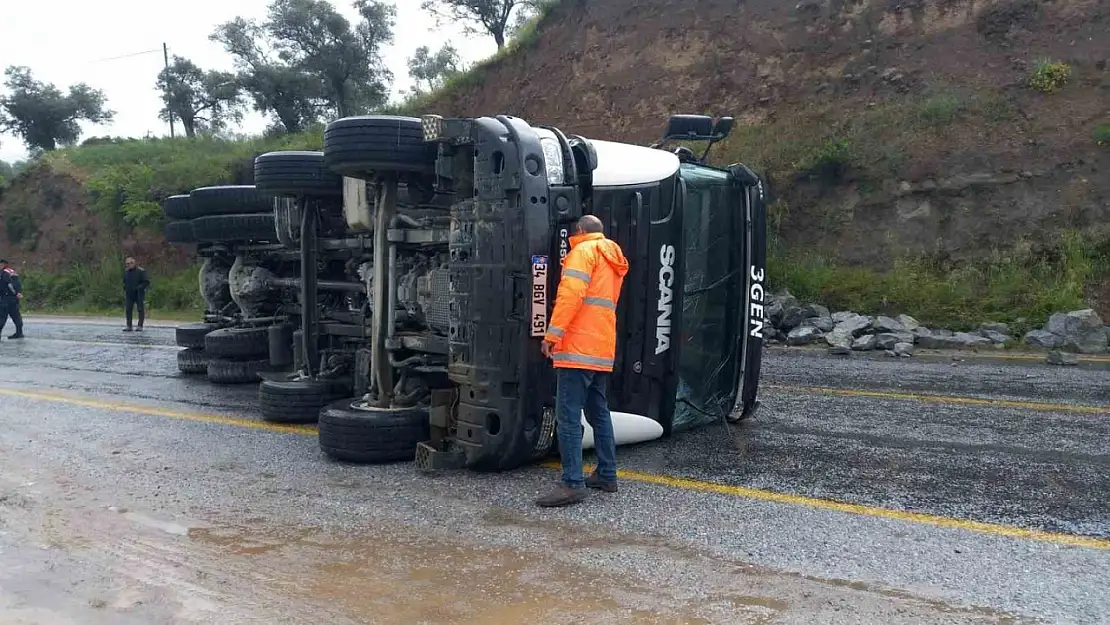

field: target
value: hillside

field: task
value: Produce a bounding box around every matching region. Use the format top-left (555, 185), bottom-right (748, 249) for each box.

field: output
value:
top-left (423, 0), bottom-right (1109, 262)
top-left (0, 0), bottom-right (1107, 323)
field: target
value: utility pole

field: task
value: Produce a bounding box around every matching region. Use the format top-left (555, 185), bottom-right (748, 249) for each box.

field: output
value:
top-left (163, 42), bottom-right (175, 139)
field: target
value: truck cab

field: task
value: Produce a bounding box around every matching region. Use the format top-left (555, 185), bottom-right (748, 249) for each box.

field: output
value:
top-left (415, 113), bottom-right (766, 470)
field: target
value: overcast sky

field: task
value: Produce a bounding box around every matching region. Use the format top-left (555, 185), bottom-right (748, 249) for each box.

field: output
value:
top-left (0, 0), bottom-right (498, 164)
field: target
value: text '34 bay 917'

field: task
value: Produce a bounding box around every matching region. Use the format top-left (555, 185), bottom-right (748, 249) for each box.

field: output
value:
top-left (162, 112), bottom-right (767, 472)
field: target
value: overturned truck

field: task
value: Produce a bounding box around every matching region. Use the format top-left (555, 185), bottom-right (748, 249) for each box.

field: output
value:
top-left (168, 113), bottom-right (768, 473)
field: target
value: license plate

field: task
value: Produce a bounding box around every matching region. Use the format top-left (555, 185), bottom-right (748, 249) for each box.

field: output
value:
top-left (530, 255), bottom-right (548, 337)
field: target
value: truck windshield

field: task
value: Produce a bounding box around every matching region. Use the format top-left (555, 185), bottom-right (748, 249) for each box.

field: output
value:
top-left (672, 163), bottom-right (742, 431)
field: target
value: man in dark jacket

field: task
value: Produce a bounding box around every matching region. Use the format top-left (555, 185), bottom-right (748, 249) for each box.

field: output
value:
top-left (123, 257), bottom-right (151, 332)
top-left (0, 258), bottom-right (24, 339)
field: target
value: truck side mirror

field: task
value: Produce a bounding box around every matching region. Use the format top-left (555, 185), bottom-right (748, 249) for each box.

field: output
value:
top-left (663, 115), bottom-right (714, 141)
top-left (712, 117), bottom-right (734, 141)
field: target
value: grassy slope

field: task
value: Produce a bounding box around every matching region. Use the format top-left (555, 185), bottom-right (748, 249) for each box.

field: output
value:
top-left (6, 130), bottom-right (324, 317)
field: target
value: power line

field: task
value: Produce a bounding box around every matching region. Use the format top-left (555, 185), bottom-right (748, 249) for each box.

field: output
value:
top-left (86, 48), bottom-right (164, 64)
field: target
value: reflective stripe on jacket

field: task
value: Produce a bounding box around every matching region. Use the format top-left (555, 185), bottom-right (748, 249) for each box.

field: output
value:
top-left (543, 231), bottom-right (630, 372)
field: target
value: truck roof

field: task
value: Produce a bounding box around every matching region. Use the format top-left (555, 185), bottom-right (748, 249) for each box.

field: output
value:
top-left (589, 139), bottom-right (680, 188)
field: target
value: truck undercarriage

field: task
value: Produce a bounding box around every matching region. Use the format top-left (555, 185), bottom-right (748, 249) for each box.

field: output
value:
top-left (163, 112), bottom-right (766, 472)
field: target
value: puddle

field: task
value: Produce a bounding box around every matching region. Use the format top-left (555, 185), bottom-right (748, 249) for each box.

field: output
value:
top-left (187, 521), bottom-right (779, 625)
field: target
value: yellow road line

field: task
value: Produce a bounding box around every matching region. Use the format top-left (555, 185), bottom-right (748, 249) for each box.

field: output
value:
top-left (0, 388), bottom-right (316, 436)
top-left (539, 461), bottom-right (1110, 551)
top-left (765, 384), bottom-right (1110, 415)
top-left (4, 386), bottom-right (1108, 551)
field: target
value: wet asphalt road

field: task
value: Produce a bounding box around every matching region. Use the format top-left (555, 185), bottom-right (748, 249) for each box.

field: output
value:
top-left (0, 317), bottom-right (1108, 624)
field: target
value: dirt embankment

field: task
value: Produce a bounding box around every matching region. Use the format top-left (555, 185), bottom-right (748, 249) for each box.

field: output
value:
top-left (425, 0), bottom-right (1110, 267)
top-left (0, 164), bottom-right (190, 274)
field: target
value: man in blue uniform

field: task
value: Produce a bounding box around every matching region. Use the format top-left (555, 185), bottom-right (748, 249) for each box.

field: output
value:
top-left (0, 258), bottom-right (25, 339)
top-left (123, 256), bottom-right (151, 332)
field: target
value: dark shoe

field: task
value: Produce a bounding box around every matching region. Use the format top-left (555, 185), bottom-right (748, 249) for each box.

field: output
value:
top-left (135, 326), bottom-right (144, 332)
top-left (7, 333), bottom-right (23, 340)
top-left (535, 484), bottom-right (587, 508)
top-left (586, 472), bottom-right (618, 493)
top-left (123, 327), bottom-right (133, 332)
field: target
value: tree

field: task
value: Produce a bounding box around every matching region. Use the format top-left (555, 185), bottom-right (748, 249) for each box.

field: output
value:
top-left (212, 0), bottom-right (397, 128)
top-left (266, 0), bottom-right (396, 117)
top-left (156, 56), bottom-right (245, 138)
top-left (210, 17), bottom-right (327, 133)
top-left (407, 44), bottom-right (463, 94)
top-left (0, 66), bottom-right (114, 151)
top-left (421, 0), bottom-right (532, 50)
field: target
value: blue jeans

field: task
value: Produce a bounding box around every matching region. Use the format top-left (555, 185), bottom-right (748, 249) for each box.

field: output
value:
top-left (555, 368), bottom-right (617, 488)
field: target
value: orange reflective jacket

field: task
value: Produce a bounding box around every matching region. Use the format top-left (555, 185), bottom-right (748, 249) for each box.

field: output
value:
top-left (543, 231), bottom-right (630, 372)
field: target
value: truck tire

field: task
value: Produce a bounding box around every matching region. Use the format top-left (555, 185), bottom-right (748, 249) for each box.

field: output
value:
top-left (323, 115), bottom-right (435, 177)
top-left (177, 348), bottom-right (210, 375)
top-left (164, 219), bottom-right (195, 243)
top-left (206, 357), bottom-right (272, 385)
top-left (254, 151), bottom-right (342, 198)
top-left (258, 378), bottom-right (348, 424)
top-left (175, 323), bottom-right (218, 349)
top-left (204, 326), bottom-right (270, 359)
top-left (188, 185), bottom-right (271, 218)
top-left (191, 213), bottom-right (277, 243)
top-left (318, 400), bottom-right (430, 464)
top-left (163, 194), bottom-right (191, 219)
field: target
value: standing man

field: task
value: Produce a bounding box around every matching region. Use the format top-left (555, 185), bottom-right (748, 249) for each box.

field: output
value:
top-left (122, 257), bottom-right (151, 332)
top-left (0, 258), bottom-right (24, 339)
top-left (536, 215), bottom-right (629, 508)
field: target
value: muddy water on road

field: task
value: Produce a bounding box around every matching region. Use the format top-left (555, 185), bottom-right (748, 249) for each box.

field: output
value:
top-left (4, 493), bottom-right (770, 625)
top-left (1, 466), bottom-right (1024, 625)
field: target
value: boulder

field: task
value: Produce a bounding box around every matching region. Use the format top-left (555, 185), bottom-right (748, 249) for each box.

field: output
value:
top-left (852, 334), bottom-right (878, 351)
top-left (917, 330), bottom-right (991, 350)
top-left (828, 345), bottom-right (852, 355)
top-left (874, 332), bottom-right (915, 350)
top-left (824, 327), bottom-right (854, 350)
top-left (780, 304), bottom-right (807, 331)
top-left (1024, 329), bottom-right (1060, 349)
top-left (803, 303), bottom-right (830, 319)
top-left (896, 314), bottom-right (921, 331)
top-left (894, 342), bottom-right (914, 357)
top-left (834, 314), bottom-right (873, 337)
top-left (803, 315), bottom-right (835, 332)
top-left (873, 315), bottom-right (906, 333)
top-left (786, 325), bottom-right (822, 346)
top-left (980, 322), bottom-right (1010, 335)
top-left (766, 299), bottom-right (785, 328)
top-left (1043, 309), bottom-right (1107, 353)
top-left (980, 329), bottom-right (1011, 344)
top-left (1046, 350), bottom-right (1079, 366)
top-left (832, 311), bottom-right (857, 324)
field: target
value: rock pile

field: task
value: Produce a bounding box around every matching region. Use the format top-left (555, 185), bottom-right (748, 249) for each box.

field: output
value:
top-left (764, 291), bottom-right (1016, 357)
top-left (764, 292), bottom-right (1110, 358)
top-left (1022, 309), bottom-right (1109, 354)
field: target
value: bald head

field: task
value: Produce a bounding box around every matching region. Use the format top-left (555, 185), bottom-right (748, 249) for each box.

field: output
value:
top-left (576, 215), bottom-right (604, 235)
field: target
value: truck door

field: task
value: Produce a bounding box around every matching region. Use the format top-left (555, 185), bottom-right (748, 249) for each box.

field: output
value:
top-left (585, 176), bottom-right (683, 433)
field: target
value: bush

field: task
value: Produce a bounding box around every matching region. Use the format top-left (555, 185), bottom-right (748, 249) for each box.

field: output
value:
top-left (1028, 59), bottom-right (1070, 94)
top-left (795, 138), bottom-right (853, 182)
top-left (918, 93), bottom-right (966, 126)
